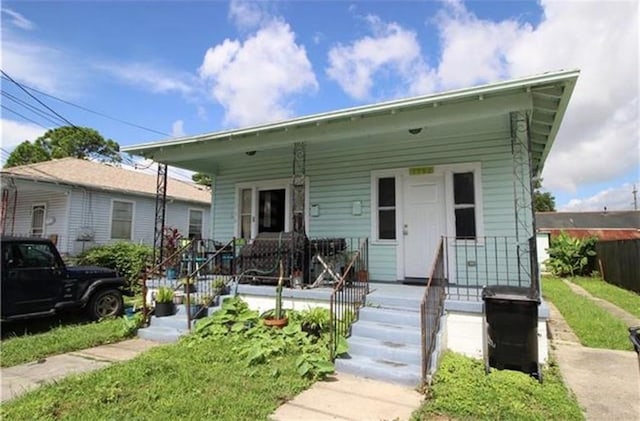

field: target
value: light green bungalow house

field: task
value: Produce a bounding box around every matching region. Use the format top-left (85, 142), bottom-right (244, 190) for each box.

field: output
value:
top-left (125, 69), bottom-right (578, 386)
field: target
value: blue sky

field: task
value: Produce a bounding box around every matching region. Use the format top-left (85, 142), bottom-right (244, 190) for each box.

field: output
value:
top-left (1, 0), bottom-right (638, 211)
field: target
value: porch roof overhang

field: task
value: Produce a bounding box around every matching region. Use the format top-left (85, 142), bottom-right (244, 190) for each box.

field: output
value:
top-left (123, 69), bottom-right (579, 177)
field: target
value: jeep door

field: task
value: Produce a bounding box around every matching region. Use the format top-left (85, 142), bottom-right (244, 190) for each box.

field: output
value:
top-left (2, 242), bottom-right (65, 316)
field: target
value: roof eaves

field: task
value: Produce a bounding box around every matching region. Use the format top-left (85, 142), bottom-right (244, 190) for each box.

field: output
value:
top-left (123, 69), bottom-right (581, 155)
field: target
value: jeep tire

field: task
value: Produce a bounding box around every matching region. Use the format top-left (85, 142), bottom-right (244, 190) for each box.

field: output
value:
top-left (87, 288), bottom-right (124, 320)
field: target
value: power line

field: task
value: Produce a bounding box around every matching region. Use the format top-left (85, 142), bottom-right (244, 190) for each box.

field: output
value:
top-left (0, 74), bottom-right (170, 137)
top-left (1, 91), bottom-right (67, 126)
top-left (1, 69), bottom-right (77, 128)
top-left (1, 105), bottom-right (51, 130)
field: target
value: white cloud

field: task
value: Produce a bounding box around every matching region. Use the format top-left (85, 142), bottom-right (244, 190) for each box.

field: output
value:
top-left (196, 105), bottom-right (207, 120)
top-left (228, 0), bottom-right (267, 31)
top-left (326, 15), bottom-right (436, 100)
top-left (98, 62), bottom-right (196, 96)
top-left (329, 2), bottom-right (638, 198)
top-left (432, 1), bottom-right (639, 195)
top-left (171, 120), bottom-right (185, 137)
top-left (199, 19), bottom-right (317, 127)
top-left (0, 34), bottom-right (79, 95)
top-left (0, 119), bottom-right (48, 165)
top-left (1, 7), bottom-right (35, 30)
top-left (560, 182), bottom-right (639, 212)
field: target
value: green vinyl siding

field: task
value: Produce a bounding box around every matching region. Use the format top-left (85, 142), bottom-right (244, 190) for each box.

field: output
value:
top-left (209, 115), bottom-right (524, 283)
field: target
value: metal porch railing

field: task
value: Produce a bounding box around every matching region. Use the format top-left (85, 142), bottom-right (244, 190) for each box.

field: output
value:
top-left (420, 238), bottom-right (446, 385)
top-left (445, 235), bottom-right (539, 300)
top-left (329, 238), bottom-right (369, 360)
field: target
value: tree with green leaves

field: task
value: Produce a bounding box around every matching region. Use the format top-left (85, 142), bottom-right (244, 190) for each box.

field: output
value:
top-left (533, 179), bottom-right (556, 212)
top-left (3, 126), bottom-right (121, 168)
top-left (192, 172), bottom-right (212, 187)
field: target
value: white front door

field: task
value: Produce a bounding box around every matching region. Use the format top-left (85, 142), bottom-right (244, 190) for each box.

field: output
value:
top-left (402, 174), bottom-right (446, 278)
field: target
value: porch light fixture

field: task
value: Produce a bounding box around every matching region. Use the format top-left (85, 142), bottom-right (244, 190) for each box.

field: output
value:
top-left (246, 151), bottom-right (256, 156)
top-left (408, 127), bottom-right (422, 135)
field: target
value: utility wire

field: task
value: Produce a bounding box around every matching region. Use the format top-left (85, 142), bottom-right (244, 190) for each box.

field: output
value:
top-left (1, 69), bottom-right (77, 128)
top-left (2, 91), bottom-right (67, 126)
top-left (1, 105), bottom-right (51, 130)
top-left (0, 74), bottom-right (170, 137)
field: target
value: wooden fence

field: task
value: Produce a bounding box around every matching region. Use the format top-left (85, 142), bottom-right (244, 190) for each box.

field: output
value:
top-left (596, 239), bottom-right (640, 293)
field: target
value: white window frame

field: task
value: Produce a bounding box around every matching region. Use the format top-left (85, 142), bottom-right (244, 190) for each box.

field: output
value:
top-left (234, 178), bottom-right (309, 239)
top-left (370, 169), bottom-right (403, 245)
top-left (188, 208), bottom-right (204, 239)
top-left (31, 203), bottom-right (46, 237)
top-left (109, 199), bottom-right (135, 241)
top-left (443, 162), bottom-right (485, 243)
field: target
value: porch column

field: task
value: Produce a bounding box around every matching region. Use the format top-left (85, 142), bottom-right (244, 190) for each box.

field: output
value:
top-left (153, 163), bottom-right (168, 265)
top-left (292, 142), bottom-right (306, 234)
top-left (510, 111), bottom-right (538, 292)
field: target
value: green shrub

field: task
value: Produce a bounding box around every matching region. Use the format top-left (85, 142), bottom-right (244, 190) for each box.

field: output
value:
top-left (78, 242), bottom-right (153, 292)
top-left (546, 232), bottom-right (597, 277)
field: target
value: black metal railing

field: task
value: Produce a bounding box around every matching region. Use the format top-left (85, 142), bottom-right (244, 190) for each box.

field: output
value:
top-left (445, 236), bottom-right (539, 300)
top-left (420, 238), bottom-right (446, 385)
top-left (329, 238), bottom-right (369, 360)
top-left (142, 238), bottom-right (236, 327)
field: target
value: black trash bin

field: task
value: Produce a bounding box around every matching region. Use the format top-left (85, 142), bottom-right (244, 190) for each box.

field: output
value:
top-left (482, 285), bottom-right (541, 379)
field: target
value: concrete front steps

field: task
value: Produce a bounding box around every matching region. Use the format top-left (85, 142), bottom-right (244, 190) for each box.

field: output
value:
top-left (335, 290), bottom-right (425, 387)
top-left (137, 295), bottom-right (230, 343)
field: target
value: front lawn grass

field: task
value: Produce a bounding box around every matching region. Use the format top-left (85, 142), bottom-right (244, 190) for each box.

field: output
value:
top-left (1, 317), bottom-right (136, 367)
top-left (412, 352), bottom-right (584, 421)
top-left (1, 335), bottom-right (311, 420)
top-left (570, 277), bottom-right (640, 319)
top-left (542, 277), bottom-right (632, 350)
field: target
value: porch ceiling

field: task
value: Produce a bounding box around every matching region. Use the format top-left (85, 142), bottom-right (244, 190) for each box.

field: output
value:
top-left (123, 69), bottom-right (578, 176)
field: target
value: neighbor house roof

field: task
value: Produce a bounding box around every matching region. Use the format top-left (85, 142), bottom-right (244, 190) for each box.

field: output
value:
top-left (536, 211), bottom-right (640, 240)
top-left (123, 69), bottom-right (579, 177)
top-left (1, 158), bottom-right (210, 204)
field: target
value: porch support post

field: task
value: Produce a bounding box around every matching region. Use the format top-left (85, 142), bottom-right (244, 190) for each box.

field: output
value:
top-left (153, 163), bottom-right (168, 266)
top-left (291, 142), bottom-right (306, 280)
top-left (510, 111), bottom-right (538, 294)
top-left (292, 142), bottom-right (306, 234)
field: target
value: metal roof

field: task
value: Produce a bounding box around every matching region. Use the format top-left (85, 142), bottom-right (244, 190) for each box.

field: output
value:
top-left (123, 69), bottom-right (579, 177)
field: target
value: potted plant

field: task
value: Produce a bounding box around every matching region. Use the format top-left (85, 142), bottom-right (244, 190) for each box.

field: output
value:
top-left (264, 261), bottom-right (288, 328)
top-left (163, 227), bottom-right (182, 279)
top-left (180, 276), bottom-right (197, 293)
top-left (154, 286), bottom-right (175, 317)
top-left (211, 277), bottom-right (226, 297)
top-left (186, 295), bottom-right (207, 320)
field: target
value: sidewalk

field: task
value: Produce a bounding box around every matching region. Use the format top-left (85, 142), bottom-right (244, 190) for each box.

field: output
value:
top-left (1, 338), bottom-right (159, 402)
top-left (547, 302), bottom-right (640, 421)
top-left (563, 279), bottom-right (640, 327)
top-left (271, 372), bottom-right (424, 421)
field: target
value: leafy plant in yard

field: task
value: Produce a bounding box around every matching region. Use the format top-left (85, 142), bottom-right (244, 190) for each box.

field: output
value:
top-left (188, 297), bottom-right (347, 381)
top-left (155, 287), bottom-right (174, 303)
top-left (78, 242), bottom-right (153, 293)
top-left (546, 232), bottom-right (597, 277)
top-left (412, 352), bottom-right (584, 421)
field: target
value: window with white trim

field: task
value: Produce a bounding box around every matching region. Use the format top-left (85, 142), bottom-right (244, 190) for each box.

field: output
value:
top-left (111, 200), bottom-right (133, 240)
top-left (188, 209), bottom-right (203, 239)
top-left (239, 188), bottom-right (252, 240)
top-left (453, 172), bottom-right (476, 238)
top-left (376, 177), bottom-right (396, 240)
top-left (31, 204), bottom-right (46, 237)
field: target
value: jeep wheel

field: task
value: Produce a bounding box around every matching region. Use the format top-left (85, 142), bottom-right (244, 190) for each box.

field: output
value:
top-left (88, 289), bottom-right (124, 320)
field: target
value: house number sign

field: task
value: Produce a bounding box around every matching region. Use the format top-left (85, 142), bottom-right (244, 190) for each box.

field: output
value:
top-left (409, 166), bottom-right (434, 175)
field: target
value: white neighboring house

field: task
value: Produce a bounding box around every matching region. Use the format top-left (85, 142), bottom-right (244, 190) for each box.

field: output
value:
top-left (0, 157), bottom-right (211, 256)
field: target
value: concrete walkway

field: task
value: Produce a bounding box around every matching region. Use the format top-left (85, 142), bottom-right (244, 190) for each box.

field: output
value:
top-left (563, 279), bottom-right (640, 327)
top-left (547, 302), bottom-right (640, 421)
top-left (271, 372), bottom-right (424, 421)
top-left (1, 338), bottom-right (159, 402)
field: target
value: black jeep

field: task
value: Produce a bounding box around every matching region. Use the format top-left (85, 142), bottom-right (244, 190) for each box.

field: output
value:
top-left (1, 236), bottom-right (129, 321)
